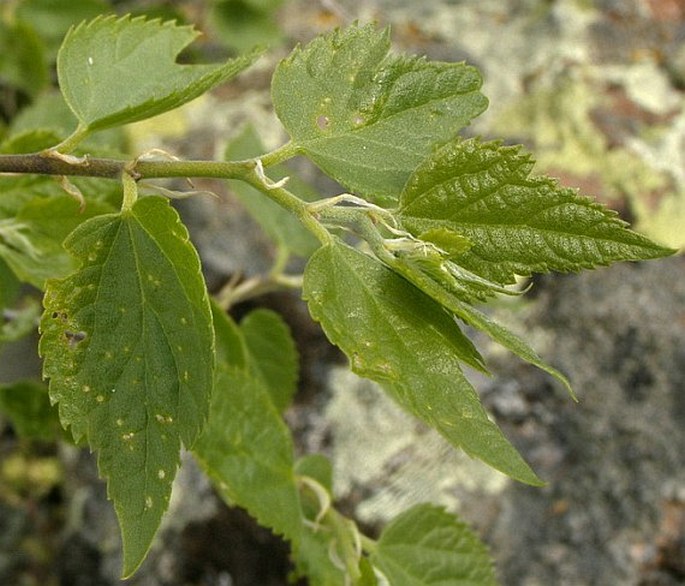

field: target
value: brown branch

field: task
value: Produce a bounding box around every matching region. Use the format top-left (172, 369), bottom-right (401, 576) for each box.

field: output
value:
top-left (0, 152), bottom-right (255, 183)
top-left (0, 152), bottom-right (127, 179)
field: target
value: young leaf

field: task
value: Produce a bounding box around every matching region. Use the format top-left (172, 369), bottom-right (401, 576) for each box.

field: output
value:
top-left (385, 251), bottom-right (574, 399)
top-left (58, 15), bottom-right (262, 134)
top-left (39, 196), bottom-right (214, 577)
top-left (292, 525), bottom-right (346, 586)
top-left (272, 23), bottom-right (487, 205)
top-left (371, 504), bottom-right (497, 586)
top-left (193, 308), bottom-right (302, 544)
top-left (399, 138), bottom-right (675, 285)
top-left (240, 308), bottom-right (299, 412)
top-left (303, 240), bottom-right (543, 486)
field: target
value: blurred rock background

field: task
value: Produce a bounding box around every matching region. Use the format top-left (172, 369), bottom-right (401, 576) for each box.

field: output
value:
top-left (0, 0), bottom-right (683, 584)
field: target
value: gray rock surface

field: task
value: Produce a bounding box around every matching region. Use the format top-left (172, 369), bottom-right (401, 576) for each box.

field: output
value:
top-left (321, 256), bottom-right (685, 585)
top-left (488, 256), bottom-right (685, 585)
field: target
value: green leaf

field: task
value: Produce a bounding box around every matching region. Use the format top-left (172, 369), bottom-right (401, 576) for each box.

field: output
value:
top-left (211, 0), bottom-right (285, 53)
top-left (294, 454), bottom-right (333, 494)
top-left (358, 558), bottom-right (380, 586)
top-left (39, 196), bottom-right (214, 577)
top-left (57, 15), bottom-right (262, 133)
top-left (384, 234), bottom-right (516, 304)
top-left (0, 128), bottom-right (64, 155)
top-left (292, 525), bottom-right (346, 586)
top-left (194, 308), bottom-right (302, 544)
top-left (0, 195), bottom-right (113, 289)
top-left (0, 380), bottom-right (63, 441)
top-left (16, 0), bottom-right (110, 56)
top-left (1, 91), bottom-right (127, 154)
top-left (371, 504), bottom-right (497, 586)
top-left (399, 138), bottom-right (676, 285)
top-left (272, 23), bottom-right (487, 205)
top-left (0, 177), bottom-right (43, 219)
top-left (384, 250), bottom-right (574, 398)
top-left (211, 301), bottom-right (247, 370)
top-left (225, 125), bottom-right (319, 257)
top-left (240, 308), bottom-right (298, 412)
top-left (0, 20), bottom-right (49, 96)
top-left (450, 300), bottom-right (575, 399)
top-left (0, 256), bottom-right (20, 310)
top-left (303, 240), bottom-right (542, 486)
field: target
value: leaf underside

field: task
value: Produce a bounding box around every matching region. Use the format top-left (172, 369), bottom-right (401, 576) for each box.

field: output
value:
top-left (39, 196), bottom-right (214, 577)
top-left (303, 240), bottom-right (543, 486)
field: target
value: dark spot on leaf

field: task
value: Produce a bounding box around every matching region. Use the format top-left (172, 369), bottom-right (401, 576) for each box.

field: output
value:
top-left (64, 330), bottom-right (87, 349)
top-left (317, 115), bottom-right (330, 130)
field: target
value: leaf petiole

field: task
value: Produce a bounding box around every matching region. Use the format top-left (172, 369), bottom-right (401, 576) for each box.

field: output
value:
top-left (258, 141), bottom-right (301, 168)
top-left (241, 163), bottom-right (332, 246)
top-left (121, 171), bottom-right (138, 212)
top-left (50, 125), bottom-right (91, 154)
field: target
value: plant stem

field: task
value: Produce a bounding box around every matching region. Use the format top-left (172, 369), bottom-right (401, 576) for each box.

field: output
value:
top-left (53, 126), bottom-right (91, 154)
top-left (240, 165), bottom-right (332, 246)
top-left (216, 272), bottom-right (304, 310)
top-left (133, 158), bottom-right (256, 180)
top-left (258, 141), bottom-right (300, 167)
top-left (0, 151), bottom-right (332, 245)
top-left (0, 153), bottom-right (125, 178)
top-left (0, 152), bottom-right (254, 181)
